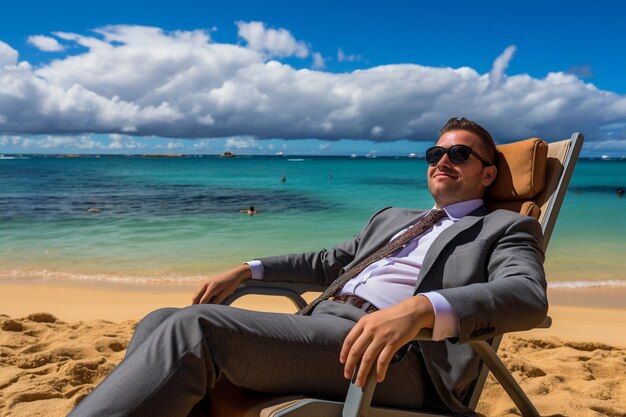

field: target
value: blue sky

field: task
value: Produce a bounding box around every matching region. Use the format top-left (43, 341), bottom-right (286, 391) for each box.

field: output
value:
top-left (1, 0), bottom-right (625, 157)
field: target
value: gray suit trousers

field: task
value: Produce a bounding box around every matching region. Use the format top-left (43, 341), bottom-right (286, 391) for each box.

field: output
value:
top-left (68, 301), bottom-right (427, 417)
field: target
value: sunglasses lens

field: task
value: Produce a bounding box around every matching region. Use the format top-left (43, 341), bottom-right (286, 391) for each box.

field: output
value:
top-left (426, 147), bottom-right (445, 165)
top-left (448, 145), bottom-right (472, 163)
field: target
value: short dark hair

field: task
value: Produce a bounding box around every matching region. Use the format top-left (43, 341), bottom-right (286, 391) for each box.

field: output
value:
top-left (439, 117), bottom-right (498, 166)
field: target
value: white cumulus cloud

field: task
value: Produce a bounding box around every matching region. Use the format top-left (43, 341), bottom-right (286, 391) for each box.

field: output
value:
top-left (225, 136), bottom-right (259, 149)
top-left (27, 35), bottom-right (65, 52)
top-left (0, 24), bottom-right (625, 148)
top-left (312, 52), bottom-right (325, 69)
top-left (108, 134), bottom-right (144, 149)
top-left (337, 48), bottom-right (362, 63)
top-left (0, 41), bottom-right (18, 67)
top-left (20, 135), bottom-right (104, 150)
top-left (0, 135), bottom-right (22, 146)
top-left (237, 21), bottom-right (309, 58)
top-left (489, 45), bottom-right (516, 89)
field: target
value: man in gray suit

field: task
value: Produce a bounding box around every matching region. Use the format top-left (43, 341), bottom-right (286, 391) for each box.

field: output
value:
top-left (68, 117), bottom-right (547, 417)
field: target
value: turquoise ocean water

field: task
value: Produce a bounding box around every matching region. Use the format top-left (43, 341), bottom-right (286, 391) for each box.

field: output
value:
top-left (1, 155), bottom-right (624, 288)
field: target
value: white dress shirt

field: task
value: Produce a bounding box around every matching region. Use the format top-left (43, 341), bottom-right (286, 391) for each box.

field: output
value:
top-left (248, 199), bottom-right (484, 341)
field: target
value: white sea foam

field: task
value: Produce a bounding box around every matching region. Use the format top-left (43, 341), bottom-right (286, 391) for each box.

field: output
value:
top-left (0, 269), bottom-right (205, 285)
top-left (548, 280), bottom-right (626, 289)
top-left (3, 269), bottom-right (625, 289)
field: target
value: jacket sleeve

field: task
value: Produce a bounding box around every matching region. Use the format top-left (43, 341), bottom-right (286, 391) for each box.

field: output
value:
top-left (436, 214), bottom-right (548, 343)
top-left (257, 207), bottom-right (393, 286)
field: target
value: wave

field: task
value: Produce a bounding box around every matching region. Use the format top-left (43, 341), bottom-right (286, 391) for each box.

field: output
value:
top-left (548, 280), bottom-right (626, 289)
top-left (2, 269), bottom-right (625, 289)
top-left (0, 270), bottom-right (205, 285)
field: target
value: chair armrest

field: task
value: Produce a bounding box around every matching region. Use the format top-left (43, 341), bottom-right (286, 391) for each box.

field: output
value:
top-left (222, 281), bottom-right (327, 311)
top-left (343, 363), bottom-right (378, 417)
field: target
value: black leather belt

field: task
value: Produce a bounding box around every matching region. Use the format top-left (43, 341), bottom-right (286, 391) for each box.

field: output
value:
top-left (332, 294), bottom-right (379, 314)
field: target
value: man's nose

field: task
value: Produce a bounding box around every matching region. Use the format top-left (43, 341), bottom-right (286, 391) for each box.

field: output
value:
top-left (436, 152), bottom-right (453, 169)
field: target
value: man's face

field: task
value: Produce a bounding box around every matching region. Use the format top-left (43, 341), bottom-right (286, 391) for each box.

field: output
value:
top-left (427, 130), bottom-right (497, 208)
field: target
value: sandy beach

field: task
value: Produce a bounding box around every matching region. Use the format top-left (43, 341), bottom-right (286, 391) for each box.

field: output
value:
top-left (1, 281), bottom-right (625, 417)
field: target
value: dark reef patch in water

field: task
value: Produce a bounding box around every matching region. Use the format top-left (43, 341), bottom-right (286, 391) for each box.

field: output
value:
top-left (1, 185), bottom-right (333, 220)
top-left (569, 185), bottom-right (625, 195)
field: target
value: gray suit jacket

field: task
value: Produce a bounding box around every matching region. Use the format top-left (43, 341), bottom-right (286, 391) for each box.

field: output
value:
top-left (259, 206), bottom-right (547, 415)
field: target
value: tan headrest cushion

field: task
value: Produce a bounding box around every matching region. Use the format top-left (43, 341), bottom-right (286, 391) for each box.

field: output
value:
top-left (486, 138), bottom-right (548, 201)
top-left (487, 200), bottom-right (541, 220)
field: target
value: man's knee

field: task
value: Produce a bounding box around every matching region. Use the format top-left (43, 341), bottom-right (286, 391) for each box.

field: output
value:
top-left (128, 307), bottom-right (181, 353)
top-left (137, 307), bottom-right (180, 332)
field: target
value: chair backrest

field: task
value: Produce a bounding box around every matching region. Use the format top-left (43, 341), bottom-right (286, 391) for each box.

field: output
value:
top-left (485, 133), bottom-right (583, 248)
top-left (535, 134), bottom-right (584, 249)
top-left (465, 132), bottom-right (584, 409)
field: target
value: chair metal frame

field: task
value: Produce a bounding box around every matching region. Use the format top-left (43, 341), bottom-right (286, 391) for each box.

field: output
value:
top-left (223, 133), bottom-right (584, 417)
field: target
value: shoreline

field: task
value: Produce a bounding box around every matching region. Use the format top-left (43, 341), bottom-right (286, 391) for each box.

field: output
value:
top-left (3, 269), bottom-right (625, 289)
top-left (1, 281), bottom-right (624, 346)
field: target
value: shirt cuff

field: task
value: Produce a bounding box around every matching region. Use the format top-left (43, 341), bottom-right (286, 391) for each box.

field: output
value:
top-left (421, 291), bottom-right (459, 341)
top-left (246, 260), bottom-right (264, 280)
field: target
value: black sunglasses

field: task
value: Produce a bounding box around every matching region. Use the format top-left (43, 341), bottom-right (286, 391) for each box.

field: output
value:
top-left (425, 145), bottom-right (493, 166)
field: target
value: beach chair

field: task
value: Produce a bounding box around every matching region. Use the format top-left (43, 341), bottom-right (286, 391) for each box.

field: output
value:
top-left (221, 132), bottom-right (584, 417)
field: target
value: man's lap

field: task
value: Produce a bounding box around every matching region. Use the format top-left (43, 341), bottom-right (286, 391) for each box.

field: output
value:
top-left (127, 301), bottom-right (426, 409)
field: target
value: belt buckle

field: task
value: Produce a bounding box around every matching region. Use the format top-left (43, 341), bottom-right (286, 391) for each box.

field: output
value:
top-left (333, 294), bottom-right (378, 314)
top-left (346, 295), bottom-right (361, 307)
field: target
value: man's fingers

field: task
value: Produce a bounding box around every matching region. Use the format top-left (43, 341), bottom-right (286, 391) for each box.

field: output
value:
top-left (199, 292), bottom-right (212, 304)
top-left (192, 283), bottom-right (225, 304)
top-left (350, 342), bottom-right (400, 386)
top-left (211, 292), bottom-right (228, 305)
top-left (191, 284), bottom-right (207, 304)
top-left (200, 286), bottom-right (220, 304)
top-left (340, 319), bottom-right (408, 386)
top-left (343, 330), bottom-right (383, 384)
top-left (340, 324), bottom-right (362, 364)
top-left (341, 328), bottom-right (374, 380)
top-left (353, 341), bottom-right (387, 386)
top-left (191, 266), bottom-right (250, 305)
top-left (375, 345), bottom-right (397, 383)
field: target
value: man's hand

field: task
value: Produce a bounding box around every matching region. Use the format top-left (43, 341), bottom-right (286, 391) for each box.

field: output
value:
top-left (191, 264), bottom-right (252, 305)
top-left (339, 295), bottom-right (435, 387)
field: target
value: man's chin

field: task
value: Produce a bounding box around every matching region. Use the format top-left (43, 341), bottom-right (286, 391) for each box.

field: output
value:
top-left (429, 179), bottom-right (457, 193)
top-left (430, 187), bottom-right (462, 205)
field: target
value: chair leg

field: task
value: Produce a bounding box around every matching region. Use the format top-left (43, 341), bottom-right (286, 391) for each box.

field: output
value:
top-left (467, 340), bottom-right (540, 417)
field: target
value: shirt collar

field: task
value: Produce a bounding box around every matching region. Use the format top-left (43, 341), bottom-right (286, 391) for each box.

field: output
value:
top-left (434, 199), bottom-right (484, 222)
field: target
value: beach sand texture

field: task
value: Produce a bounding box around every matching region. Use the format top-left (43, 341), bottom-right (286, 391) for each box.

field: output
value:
top-left (1, 285), bottom-right (626, 417)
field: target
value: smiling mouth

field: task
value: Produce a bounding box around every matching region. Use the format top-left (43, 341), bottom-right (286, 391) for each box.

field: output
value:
top-left (433, 172), bottom-right (456, 179)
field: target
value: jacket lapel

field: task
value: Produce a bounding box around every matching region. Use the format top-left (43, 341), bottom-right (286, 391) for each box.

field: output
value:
top-left (414, 205), bottom-right (488, 291)
top-left (373, 210), bottom-right (429, 250)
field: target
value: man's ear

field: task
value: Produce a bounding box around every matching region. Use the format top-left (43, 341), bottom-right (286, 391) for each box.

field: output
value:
top-left (482, 166), bottom-right (497, 187)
